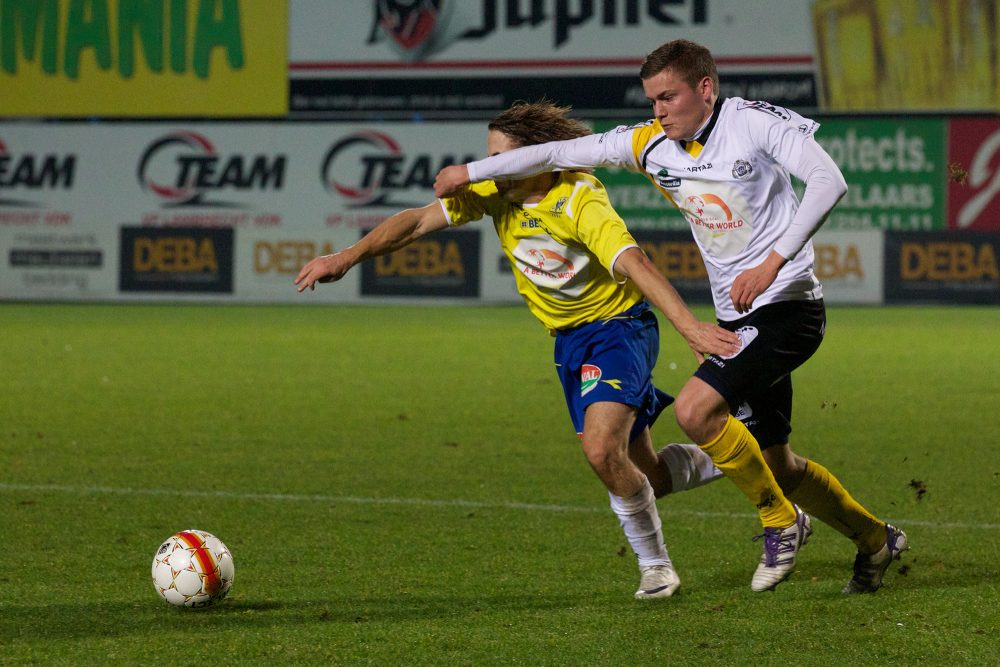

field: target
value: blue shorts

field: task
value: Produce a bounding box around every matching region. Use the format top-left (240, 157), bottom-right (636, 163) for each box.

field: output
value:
top-left (554, 301), bottom-right (674, 441)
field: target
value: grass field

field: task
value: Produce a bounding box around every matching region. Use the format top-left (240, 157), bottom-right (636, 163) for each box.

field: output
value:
top-left (2, 303), bottom-right (998, 665)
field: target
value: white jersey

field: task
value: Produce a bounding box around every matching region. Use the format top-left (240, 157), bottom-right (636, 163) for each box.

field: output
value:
top-left (467, 97), bottom-right (846, 321)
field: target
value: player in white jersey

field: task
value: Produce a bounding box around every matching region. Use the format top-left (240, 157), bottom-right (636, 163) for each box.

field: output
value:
top-left (435, 41), bottom-right (909, 594)
top-left (297, 101), bottom-right (739, 599)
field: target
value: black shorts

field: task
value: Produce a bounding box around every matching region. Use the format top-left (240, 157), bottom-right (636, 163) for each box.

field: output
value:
top-left (694, 299), bottom-right (826, 449)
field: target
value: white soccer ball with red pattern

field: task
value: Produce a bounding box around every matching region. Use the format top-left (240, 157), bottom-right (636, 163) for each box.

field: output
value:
top-left (151, 529), bottom-right (234, 608)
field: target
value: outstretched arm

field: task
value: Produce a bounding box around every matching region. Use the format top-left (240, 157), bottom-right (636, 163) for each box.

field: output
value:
top-left (295, 202), bottom-right (449, 292)
top-left (435, 133), bottom-right (628, 197)
top-left (614, 247), bottom-right (741, 362)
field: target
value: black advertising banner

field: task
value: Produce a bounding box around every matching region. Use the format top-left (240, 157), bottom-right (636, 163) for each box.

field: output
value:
top-left (9, 249), bottom-right (102, 268)
top-left (289, 73), bottom-right (817, 120)
top-left (360, 229), bottom-right (480, 297)
top-left (119, 227), bottom-right (234, 294)
top-left (884, 231), bottom-right (999, 304)
top-left (631, 230), bottom-right (712, 304)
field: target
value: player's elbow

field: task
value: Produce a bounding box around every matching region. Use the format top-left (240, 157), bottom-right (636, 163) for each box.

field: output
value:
top-left (807, 164), bottom-right (847, 208)
top-left (832, 169), bottom-right (848, 201)
top-left (820, 150), bottom-right (848, 201)
top-left (612, 247), bottom-right (646, 281)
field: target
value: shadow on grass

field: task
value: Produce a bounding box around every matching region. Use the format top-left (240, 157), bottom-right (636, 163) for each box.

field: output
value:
top-left (0, 591), bottom-right (599, 642)
top-left (4, 554), bottom-right (989, 643)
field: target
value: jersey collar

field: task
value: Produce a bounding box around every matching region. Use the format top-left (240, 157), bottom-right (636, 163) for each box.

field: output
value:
top-left (681, 96), bottom-right (725, 157)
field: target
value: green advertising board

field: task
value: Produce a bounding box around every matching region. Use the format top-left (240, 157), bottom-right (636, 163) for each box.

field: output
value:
top-left (591, 117), bottom-right (947, 231)
top-left (814, 118), bottom-right (946, 230)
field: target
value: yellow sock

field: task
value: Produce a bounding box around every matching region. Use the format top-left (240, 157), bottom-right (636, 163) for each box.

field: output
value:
top-left (700, 415), bottom-right (796, 528)
top-left (788, 460), bottom-right (886, 553)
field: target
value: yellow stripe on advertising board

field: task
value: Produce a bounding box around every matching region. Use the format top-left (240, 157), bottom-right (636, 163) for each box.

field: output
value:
top-left (0, 0), bottom-right (287, 117)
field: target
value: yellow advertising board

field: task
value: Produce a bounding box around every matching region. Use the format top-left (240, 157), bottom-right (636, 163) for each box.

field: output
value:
top-left (0, 0), bottom-right (287, 117)
top-left (813, 0), bottom-right (998, 112)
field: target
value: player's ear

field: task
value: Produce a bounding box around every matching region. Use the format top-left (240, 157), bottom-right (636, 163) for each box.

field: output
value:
top-left (698, 76), bottom-right (713, 99)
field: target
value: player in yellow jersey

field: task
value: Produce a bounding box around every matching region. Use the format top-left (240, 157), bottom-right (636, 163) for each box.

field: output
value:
top-left (296, 101), bottom-right (740, 599)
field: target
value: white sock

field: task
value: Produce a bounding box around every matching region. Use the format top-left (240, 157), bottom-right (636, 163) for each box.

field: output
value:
top-left (659, 443), bottom-right (724, 494)
top-left (608, 479), bottom-right (670, 568)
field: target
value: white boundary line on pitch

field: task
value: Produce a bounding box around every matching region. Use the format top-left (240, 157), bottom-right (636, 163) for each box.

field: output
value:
top-left (2, 482), bottom-right (996, 531)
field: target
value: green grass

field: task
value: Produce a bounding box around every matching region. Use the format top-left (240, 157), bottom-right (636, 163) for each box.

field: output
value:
top-left (2, 303), bottom-right (998, 665)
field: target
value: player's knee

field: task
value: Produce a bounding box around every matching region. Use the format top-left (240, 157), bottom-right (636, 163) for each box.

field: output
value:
top-left (674, 395), bottom-right (712, 442)
top-left (581, 438), bottom-right (625, 474)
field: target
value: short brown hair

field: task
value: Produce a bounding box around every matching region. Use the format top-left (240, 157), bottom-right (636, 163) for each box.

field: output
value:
top-left (488, 99), bottom-right (591, 148)
top-left (640, 39), bottom-right (719, 93)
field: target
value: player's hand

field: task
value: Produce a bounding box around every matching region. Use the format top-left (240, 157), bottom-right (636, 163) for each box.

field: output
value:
top-left (730, 252), bottom-right (785, 314)
top-left (681, 321), bottom-right (741, 363)
top-left (434, 165), bottom-right (471, 198)
top-left (294, 252), bottom-right (354, 292)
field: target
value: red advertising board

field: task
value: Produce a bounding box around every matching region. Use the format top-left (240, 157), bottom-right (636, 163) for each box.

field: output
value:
top-left (948, 119), bottom-right (1000, 231)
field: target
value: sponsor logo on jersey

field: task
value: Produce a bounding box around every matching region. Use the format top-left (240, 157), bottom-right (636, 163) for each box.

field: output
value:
top-left (736, 100), bottom-right (791, 121)
top-left (681, 190), bottom-right (753, 258)
top-left (581, 364), bottom-right (602, 396)
top-left (720, 326), bottom-right (758, 359)
top-left (725, 327), bottom-right (760, 359)
top-left (685, 194), bottom-right (738, 225)
top-left (655, 168), bottom-right (681, 188)
top-left (512, 235), bottom-right (585, 296)
top-left (527, 248), bottom-right (573, 272)
top-left (618, 120), bottom-right (654, 134)
top-left (687, 163), bottom-right (713, 172)
top-left (732, 159), bottom-right (754, 180)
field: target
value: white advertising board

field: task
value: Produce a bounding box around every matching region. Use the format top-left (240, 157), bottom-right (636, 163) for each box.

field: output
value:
top-left (812, 230), bottom-right (884, 304)
top-left (0, 121), bottom-right (887, 306)
top-left (0, 121), bottom-right (486, 303)
top-left (290, 0), bottom-right (815, 67)
top-left (287, 1), bottom-right (818, 118)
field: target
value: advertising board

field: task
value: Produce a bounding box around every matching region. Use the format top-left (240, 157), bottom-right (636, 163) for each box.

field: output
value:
top-left (947, 118), bottom-right (1000, 231)
top-left (884, 231), bottom-right (999, 304)
top-left (289, 0), bottom-right (817, 119)
top-left (0, 0), bottom-right (287, 117)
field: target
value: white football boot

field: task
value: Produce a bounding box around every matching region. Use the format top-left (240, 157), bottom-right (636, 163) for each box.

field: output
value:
top-left (750, 507), bottom-right (812, 592)
top-left (635, 563), bottom-right (681, 599)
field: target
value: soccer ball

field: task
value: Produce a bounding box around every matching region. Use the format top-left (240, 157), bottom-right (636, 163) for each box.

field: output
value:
top-left (151, 529), bottom-right (234, 608)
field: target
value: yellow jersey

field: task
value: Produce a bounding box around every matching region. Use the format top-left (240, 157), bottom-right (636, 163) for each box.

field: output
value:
top-left (440, 171), bottom-right (642, 333)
